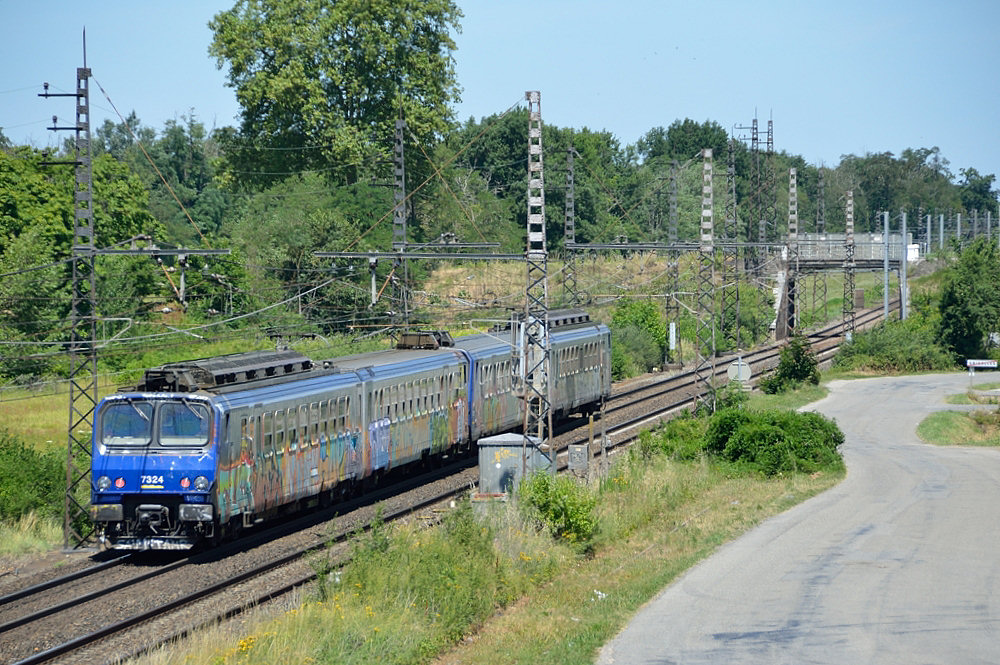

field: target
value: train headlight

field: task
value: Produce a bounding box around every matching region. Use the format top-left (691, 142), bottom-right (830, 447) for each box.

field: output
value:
top-left (194, 475), bottom-right (210, 491)
top-left (180, 477), bottom-right (191, 489)
top-left (114, 477), bottom-right (125, 489)
top-left (97, 475), bottom-right (111, 491)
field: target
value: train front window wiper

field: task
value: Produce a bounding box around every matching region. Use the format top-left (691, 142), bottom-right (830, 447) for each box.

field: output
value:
top-left (100, 400), bottom-right (153, 447)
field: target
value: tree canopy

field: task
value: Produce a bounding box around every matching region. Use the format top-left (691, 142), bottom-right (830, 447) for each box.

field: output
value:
top-left (209, 0), bottom-right (463, 188)
top-left (937, 237), bottom-right (1000, 360)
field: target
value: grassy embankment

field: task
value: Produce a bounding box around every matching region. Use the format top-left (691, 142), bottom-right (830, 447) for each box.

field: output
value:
top-left (134, 384), bottom-right (843, 665)
top-left (918, 381), bottom-right (1000, 447)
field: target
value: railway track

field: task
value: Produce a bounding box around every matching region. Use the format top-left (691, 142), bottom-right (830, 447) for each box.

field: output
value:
top-left (4, 303), bottom-right (896, 665)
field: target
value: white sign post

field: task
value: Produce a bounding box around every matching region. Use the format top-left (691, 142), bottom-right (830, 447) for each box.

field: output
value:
top-left (966, 358), bottom-right (997, 385)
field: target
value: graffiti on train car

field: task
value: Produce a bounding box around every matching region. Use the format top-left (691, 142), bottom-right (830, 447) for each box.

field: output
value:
top-left (479, 392), bottom-right (518, 433)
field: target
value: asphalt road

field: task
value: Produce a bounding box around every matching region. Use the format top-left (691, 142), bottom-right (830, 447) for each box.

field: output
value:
top-left (597, 373), bottom-right (1000, 665)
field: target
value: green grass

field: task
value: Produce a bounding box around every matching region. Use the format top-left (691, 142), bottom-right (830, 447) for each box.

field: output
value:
top-left (747, 382), bottom-right (828, 411)
top-left (917, 410), bottom-right (1000, 447)
top-left (135, 393), bottom-right (845, 665)
top-left (0, 512), bottom-right (62, 558)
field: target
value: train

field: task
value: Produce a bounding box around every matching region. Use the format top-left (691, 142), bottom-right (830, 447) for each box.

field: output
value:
top-left (90, 311), bottom-right (611, 550)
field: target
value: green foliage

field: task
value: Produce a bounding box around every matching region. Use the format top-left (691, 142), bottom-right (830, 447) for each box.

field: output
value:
top-left (759, 334), bottom-right (820, 394)
top-left (209, 0), bottom-right (462, 188)
top-left (641, 405), bottom-right (844, 476)
top-left (642, 413), bottom-right (708, 461)
top-left (834, 316), bottom-right (954, 373)
top-left (937, 237), bottom-right (1000, 361)
top-left (0, 430), bottom-right (65, 521)
top-left (702, 408), bottom-right (845, 476)
top-left (610, 299), bottom-right (666, 379)
top-left (636, 118), bottom-right (729, 164)
top-left (518, 472), bottom-right (598, 552)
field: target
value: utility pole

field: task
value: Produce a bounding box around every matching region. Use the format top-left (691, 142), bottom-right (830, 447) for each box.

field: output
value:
top-left (39, 58), bottom-right (96, 549)
top-left (518, 91), bottom-right (553, 473)
top-left (900, 210), bottom-right (908, 320)
top-left (666, 159), bottom-right (681, 365)
top-left (40, 56), bottom-right (231, 547)
top-left (721, 138), bottom-right (740, 351)
top-left (843, 191), bottom-right (856, 335)
top-left (563, 146), bottom-right (580, 307)
top-left (882, 211), bottom-right (890, 320)
top-left (694, 149), bottom-right (716, 411)
top-left (785, 167), bottom-right (799, 336)
top-left (391, 118), bottom-right (409, 327)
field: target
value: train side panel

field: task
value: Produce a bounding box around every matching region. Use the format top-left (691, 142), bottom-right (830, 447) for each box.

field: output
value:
top-left (454, 331), bottom-right (522, 441)
top-left (550, 324), bottom-right (612, 416)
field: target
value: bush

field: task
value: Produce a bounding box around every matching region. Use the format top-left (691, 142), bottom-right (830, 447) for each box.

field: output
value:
top-left (688, 409), bottom-right (844, 476)
top-left (700, 408), bottom-right (845, 476)
top-left (518, 472), bottom-right (598, 552)
top-left (610, 300), bottom-right (667, 380)
top-left (611, 324), bottom-right (662, 379)
top-left (0, 430), bottom-right (65, 521)
top-left (834, 317), bottom-right (954, 373)
top-left (760, 334), bottom-right (820, 394)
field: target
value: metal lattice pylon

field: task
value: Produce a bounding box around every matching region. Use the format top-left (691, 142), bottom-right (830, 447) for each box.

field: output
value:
top-left (391, 118), bottom-right (409, 327)
top-left (695, 149), bottom-right (716, 411)
top-left (664, 160), bottom-right (681, 365)
top-left (813, 167), bottom-right (827, 322)
top-left (563, 146), bottom-right (580, 307)
top-left (721, 139), bottom-right (740, 351)
top-left (66, 66), bottom-right (97, 548)
top-left (519, 91), bottom-right (552, 464)
top-left (843, 190), bottom-right (856, 334)
top-left (785, 167), bottom-right (799, 337)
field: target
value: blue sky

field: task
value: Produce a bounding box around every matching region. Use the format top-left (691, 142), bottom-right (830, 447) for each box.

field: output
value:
top-left (2, 0), bottom-right (998, 183)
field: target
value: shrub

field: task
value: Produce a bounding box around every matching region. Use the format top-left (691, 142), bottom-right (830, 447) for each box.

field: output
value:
top-left (702, 408), bottom-right (752, 455)
top-left (611, 299), bottom-right (666, 354)
top-left (518, 472), bottom-right (598, 552)
top-left (701, 408), bottom-right (845, 476)
top-left (0, 430), bottom-right (65, 521)
top-left (610, 323), bottom-right (662, 379)
top-left (834, 316), bottom-right (954, 373)
top-left (648, 413), bottom-right (708, 461)
top-left (760, 334), bottom-right (820, 394)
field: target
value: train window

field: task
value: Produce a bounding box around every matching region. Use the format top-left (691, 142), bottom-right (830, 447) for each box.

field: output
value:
top-left (299, 404), bottom-right (308, 445)
top-left (309, 403), bottom-right (318, 445)
top-left (288, 408), bottom-right (299, 451)
top-left (275, 410), bottom-right (285, 451)
top-left (241, 417), bottom-right (251, 450)
top-left (99, 401), bottom-right (153, 447)
top-left (159, 400), bottom-right (210, 447)
top-left (320, 400), bottom-right (329, 437)
top-left (263, 411), bottom-right (273, 451)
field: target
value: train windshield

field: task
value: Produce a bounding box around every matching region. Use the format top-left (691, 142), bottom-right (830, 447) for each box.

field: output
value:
top-left (159, 400), bottom-right (211, 447)
top-left (100, 400), bottom-right (153, 447)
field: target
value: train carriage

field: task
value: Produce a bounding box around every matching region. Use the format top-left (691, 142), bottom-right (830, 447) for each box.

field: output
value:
top-left (91, 312), bottom-right (610, 550)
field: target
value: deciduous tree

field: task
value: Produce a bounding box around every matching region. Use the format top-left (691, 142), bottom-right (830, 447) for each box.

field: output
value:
top-left (209, 0), bottom-right (463, 188)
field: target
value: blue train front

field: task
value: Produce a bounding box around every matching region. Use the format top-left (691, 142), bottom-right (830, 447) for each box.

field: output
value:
top-left (91, 393), bottom-right (219, 550)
